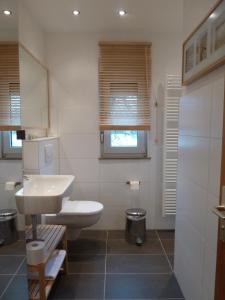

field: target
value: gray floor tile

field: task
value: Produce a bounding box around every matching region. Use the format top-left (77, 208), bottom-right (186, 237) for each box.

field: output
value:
top-left (108, 230), bottom-right (157, 240)
top-left (79, 230), bottom-right (107, 240)
top-left (49, 274), bottom-right (104, 299)
top-left (0, 241), bottom-right (26, 255)
top-left (68, 239), bottom-right (106, 255)
top-left (0, 256), bottom-right (24, 274)
top-left (157, 230), bottom-right (175, 240)
top-left (16, 261), bottom-right (27, 275)
top-left (105, 274), bottom-right (183, 299)
top-left (107, 255), bottom-right (171, 274)
top-left (108, 230), bottom-right (126, 239)
top-left (18, 231), bottom-right (25, 240)
top-left (1, 275), bottom-right (28, 300)
top-left (146, 230), bottom-right (158, 239)
top-left (161, 240), bottom-right (174, 255)
top-left (68, 254), bottom-right (105, 273)
top-left (107, 239), bottom-right (163, 255)
top-left (0, 275), bottom-right (12, 297)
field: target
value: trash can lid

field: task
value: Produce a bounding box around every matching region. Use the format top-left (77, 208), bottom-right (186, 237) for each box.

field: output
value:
top-left (0, 209), bottom-right (17, 217)
top-left (126, 208), bottom-right (146, 217)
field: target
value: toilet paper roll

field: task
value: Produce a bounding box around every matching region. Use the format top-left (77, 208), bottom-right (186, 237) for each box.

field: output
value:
top-left (129, 181), bottom-right (140, 191)
top-left (26, 241), bottom-right (46, 265)
top-left (5, 181), bottom-right (16, 191)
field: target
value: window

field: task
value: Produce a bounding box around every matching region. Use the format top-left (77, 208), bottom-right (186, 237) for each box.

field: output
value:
top-left (99, 42), bottom-right (151, 158)
top-left (101, 130), bottom-right (147, 158)
top-left (1, 131), bottom-right (22, 159)
top-left (0, 43), bottom-right (20, 128)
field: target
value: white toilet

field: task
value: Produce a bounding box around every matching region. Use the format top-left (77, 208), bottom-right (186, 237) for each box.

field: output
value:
top-left (44, 198), bottom-right (104, 239)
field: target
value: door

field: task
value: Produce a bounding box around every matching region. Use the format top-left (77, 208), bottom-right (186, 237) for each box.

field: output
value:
top-left (214, 86), bottom-right (225, 299)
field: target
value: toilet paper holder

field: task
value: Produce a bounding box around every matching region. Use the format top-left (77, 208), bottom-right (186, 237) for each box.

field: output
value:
top-left (126, 181), bottom-right (141, 185)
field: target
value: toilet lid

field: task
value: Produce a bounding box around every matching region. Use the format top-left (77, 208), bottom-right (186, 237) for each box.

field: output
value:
top-left (60, 200), bottom-right (104, 216)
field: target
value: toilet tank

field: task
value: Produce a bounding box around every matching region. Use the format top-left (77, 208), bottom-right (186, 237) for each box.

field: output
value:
top-left (23, 137), bottom-right (59, 175)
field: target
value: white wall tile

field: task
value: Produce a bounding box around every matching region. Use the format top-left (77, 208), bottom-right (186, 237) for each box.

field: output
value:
top-left (201, 246), bottom-right (217, 300)
top-left (60, 158), bottom-right (99, 182)
top-left (100, 182), bottom-right (139, 207)
top-left (211, 77), bottom-right (224, 138)
top-left (92, 205), bottom-right (127, 230)
top-left (0, 184), bottom-right (17, 209)
top-left (175, 214), bottom-right (205, 269)
top-left (59, 106), bottom-right (98, 134)
top-left (99, 160), bottom-right (151, 183)
top-left (0, 161), bottom-right (22, 183)
top-left (206, 192), bottom-right (219, 253)
top-left (99, 182), bottom-right (153, 229)
top-left (59, 134), bottom-right (100, 158)
top-left (208, 138), bottom-right (222, 197)
top-left (175, 66), bottom-right (224, 300)
top-left (71, 182), bottom-right (99, 201)
top-left (178, 136), bottom-right (209, 188)
top-left (176, 177), bottom-right (207, 236)
top-left (175, 238), bottom-right (203, 300)
top-left (179, 85), bottom-right (211, 137)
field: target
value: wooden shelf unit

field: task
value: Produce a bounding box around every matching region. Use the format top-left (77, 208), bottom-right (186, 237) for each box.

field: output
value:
top-left (25, 225), bottom-right (68, 300)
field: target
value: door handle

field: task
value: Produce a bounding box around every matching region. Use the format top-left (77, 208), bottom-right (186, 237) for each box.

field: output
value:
top-left (212, 206), bottom-right (225, 242)
top-left (212, 206), bottom-right (225, 219)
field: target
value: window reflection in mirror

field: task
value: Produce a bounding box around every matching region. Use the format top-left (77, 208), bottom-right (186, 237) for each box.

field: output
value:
top-left (0, 131), bottom-right (22, 159)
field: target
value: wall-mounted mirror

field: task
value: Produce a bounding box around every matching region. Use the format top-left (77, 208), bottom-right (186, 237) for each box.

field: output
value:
top-left (0, 0), bottom-right (49, 159)
top-left (19, 45), bottom-right (49, 129)
top-left (0, 0), bottom-right (21, 159)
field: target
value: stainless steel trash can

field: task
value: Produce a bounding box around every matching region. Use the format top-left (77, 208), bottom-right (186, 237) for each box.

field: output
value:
top-left (0, 209), bottom-right (18, 246)
top-left (125, 208), bottom-right (146, 245)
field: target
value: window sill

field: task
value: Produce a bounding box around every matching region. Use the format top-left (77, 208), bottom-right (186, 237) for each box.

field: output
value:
top-left (99, 156), bottom-right (151, 160)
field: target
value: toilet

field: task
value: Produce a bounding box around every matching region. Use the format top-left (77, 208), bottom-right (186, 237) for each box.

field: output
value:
top-left (44, 198), bottom-right (104, 239)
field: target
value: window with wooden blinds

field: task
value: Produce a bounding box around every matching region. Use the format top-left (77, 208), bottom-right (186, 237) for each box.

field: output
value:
top-left (99, 42), bottom-right (151, 130)
top-left (0, 43), bottom-right (20, 129)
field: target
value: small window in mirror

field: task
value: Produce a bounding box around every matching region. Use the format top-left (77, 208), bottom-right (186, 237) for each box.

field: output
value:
top-left (0, 131), bottom-right (22, 159)
top-left (11, 131), bottom-right (22, 148)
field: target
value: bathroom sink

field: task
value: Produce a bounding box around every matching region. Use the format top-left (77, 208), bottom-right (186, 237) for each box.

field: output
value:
top-left (15, 175), bottom-right (75, 215)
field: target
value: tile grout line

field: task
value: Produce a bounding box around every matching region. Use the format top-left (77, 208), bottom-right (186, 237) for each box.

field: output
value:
top-left (0, 256), bottom-right (26, 298)
top-left (68, 272), bottom-right (173, 275)
top-left (0, 254), bottom-right (25, 257)
top-left (156, 231), bottom-right (173, 272)
top-left (103, 231), bottom-right (108, 300)
top-left (69, 253), bottom-right (169, 256)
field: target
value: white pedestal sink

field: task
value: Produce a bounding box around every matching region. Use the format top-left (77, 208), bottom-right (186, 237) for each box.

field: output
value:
top-left (15, 175), bottom-right (74, 240)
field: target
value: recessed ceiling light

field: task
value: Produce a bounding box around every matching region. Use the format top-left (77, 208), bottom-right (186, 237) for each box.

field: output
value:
top-left (209, 12), bottom-right (217, 19)
top-left (118, 10), bottom-right (127, 16)
top-left (73, 10), bottom-right (80, 16)
top-left (3, 9), bottom-right (12, 16)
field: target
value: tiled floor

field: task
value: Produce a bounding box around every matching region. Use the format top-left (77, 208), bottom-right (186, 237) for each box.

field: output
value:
top-left (0, 230), bottom-right (184, 300)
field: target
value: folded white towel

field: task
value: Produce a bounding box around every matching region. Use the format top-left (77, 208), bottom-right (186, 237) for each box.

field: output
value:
top-left (28, 250), bottom-right (66, 280)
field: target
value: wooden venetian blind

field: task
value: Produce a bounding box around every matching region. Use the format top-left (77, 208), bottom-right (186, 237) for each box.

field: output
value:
top-left (99, 42), bottom-right (151, 130)
top-left (0, 43), bottom-right (20, 129)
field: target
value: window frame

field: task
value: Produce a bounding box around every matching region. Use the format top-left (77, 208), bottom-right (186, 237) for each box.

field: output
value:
top-left (1, 131), bottom-right (22, 159)
top-left (100, 130), bottom-right (148, 159)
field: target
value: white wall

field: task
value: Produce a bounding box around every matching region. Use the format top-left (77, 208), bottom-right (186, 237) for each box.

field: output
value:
top-left (175, 1), bottom-right (223, 299)
top-left (46, 31), bottom-right (182, 229)
top-left (18, 0), bottom-right (46, 65)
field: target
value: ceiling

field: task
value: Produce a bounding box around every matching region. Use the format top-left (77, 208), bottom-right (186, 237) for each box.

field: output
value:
top-left (0, 0), bottom-right (17, 33)
top-left (22, 0), bottom-right (183, 33)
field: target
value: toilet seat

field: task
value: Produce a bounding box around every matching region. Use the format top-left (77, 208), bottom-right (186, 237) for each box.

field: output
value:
top-left (59, 200), bottom-right (104, 216)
